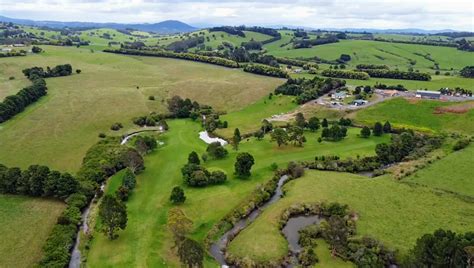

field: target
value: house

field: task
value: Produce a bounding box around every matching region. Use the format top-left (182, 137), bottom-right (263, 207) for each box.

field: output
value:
top-left (416, 90), bottom-right (441, 99)
top-left (331, 92), bottom-right (347, 100)
top-left (352, 99), bottom-right (368, 106)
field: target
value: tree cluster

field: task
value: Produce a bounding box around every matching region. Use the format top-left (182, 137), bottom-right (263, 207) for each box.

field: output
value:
top-left (321, 124), bottom-right (348, 141)
top-left (439, 87), bottom-right (472, 96)
top-left (181, 163), bottom-right (227, 187)
top-left (356, 64), bottom-right (389, 70)
top-left (166, 36), bottom-right (205, 52)
top-left (115, 168), bottom-right (137, 201)
top-left (274, 76), bottom-right (346, 104)
top-left (243, 64), bottom-right (289, 78)
top-left (321, 69), bottom-right (370, 80)
top-left (374, 82), bottom-right (407, 91)
top-left (293, 36), bottom-right (339, 49)
top-left (459, 66), bottom-right (474, 78)
top-left (0, 164), bottom-right (78, 199)
top-left (362, 69), bottom-right (432, 81)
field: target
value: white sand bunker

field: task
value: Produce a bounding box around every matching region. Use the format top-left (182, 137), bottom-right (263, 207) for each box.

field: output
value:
top-left (199, 131), bottom-right (228, 146)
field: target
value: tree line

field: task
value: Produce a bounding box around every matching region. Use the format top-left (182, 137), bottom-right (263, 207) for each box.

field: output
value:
top-left (0, 64), bottom-right (73, 124)
top-left (104, 48), bottom-right (240, 68)
top-left (361, 68), bottom-right (432, 81)
top-left (243, 64), bottom-right (289, 78)
top-left (321, 69), bottom-right (370, 80)
top-left (166, 36), bottom-right (205, 52)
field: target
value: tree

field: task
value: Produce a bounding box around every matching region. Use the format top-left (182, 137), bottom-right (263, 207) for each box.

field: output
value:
top-left (408, 229), bottom-right (474, 268)
top-left (170, 186), bottom-right (186, 204)
top-left (373, 122), bottom-right (383, 136)
top-left (288, 126), bottom-right (306, 147)
top-left (188, 151), bottom-right (200, 165)
top-left (177, 237), bottom-right (204, 268)
top-left (261, 119), bottom-right (273, 134)
top-left (322, 118), bottom-right (328, 128)
top-left (360, 126), bottom-right (371, 138)
top-left (206, 142), bottom-right (228, 159)
top-left (235, 152), bottom-right (255, 177)
top-left (295, 112), bottom-right (306, 128)
top-left (232, 128), bottom-right (241, 151)
top-left (383, 121), bottom-right (392, 133)
top-left (254, 129), bottom-right (264, 140)
top-left (31, 46), bottom-right (43, 53)
top-left (99, 195), bottom-right (127, 240)
top-left (271, 128), bottom-right (289, 147)
top-left (122, 168), bottom-right (136, 189)
top-left (307, 117), bottom-right (320, 132)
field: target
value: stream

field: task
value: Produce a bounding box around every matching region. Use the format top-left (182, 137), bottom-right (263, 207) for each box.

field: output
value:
top-left (68, 130), bottom-right (154, 268)
top-left (209, 175), bottom-right (290, 266)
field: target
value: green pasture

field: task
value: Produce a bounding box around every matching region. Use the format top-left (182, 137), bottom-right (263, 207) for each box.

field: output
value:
top-left (355, 98), bottom-right (474, 134)
top-left (228, 170), bottom-right (474, 262)
top-left (0, 195), bottom-right (65, 267)
top-left (86, 119), bottom-right (388, 267)
top-left (0, 46), bottom-right (282, 172)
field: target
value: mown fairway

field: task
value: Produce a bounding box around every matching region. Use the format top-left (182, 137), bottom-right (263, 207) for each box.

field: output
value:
top-left (86, 119), bottom-right (388, 267)
top-left (0, 195), bottom-right (65, 267)
top-left (267, 39), bottom-right (474, 73)
top-left (0, 46), bottom-right (282, 171)
top-left (355, 98), bottom-right (474, 134)
top-left (405, 144), bottom-right (474, 197)
top-left (227, 170), bottom-right (474, 261)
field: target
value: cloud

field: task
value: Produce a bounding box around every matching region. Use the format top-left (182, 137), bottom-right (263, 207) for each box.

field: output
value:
top-left (0, 0), bottom-right (472, 30)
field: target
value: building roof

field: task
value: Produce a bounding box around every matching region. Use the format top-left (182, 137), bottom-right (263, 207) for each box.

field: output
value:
top-left (416, 90), bottom-right (441, 95)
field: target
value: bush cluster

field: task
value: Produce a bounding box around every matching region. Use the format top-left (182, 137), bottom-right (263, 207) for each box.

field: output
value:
top-left (181, 163), bottom-right (227, 187)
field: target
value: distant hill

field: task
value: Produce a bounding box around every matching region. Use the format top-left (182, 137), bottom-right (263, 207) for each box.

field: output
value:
top-left (0, 15), bottom-right (197, 34)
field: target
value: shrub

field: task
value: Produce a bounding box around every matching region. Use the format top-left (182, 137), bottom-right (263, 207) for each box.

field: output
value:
top-left (170, 186), bottom-right (186, 204)
top-left (110, 122), bottom-right (123, 131)
top-left (453, 139), bottom-right (470, 151)
top-left (148, 95), bottom-right (155, 100)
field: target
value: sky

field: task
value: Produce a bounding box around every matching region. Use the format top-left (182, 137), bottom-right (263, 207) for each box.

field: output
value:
top-left (1, 0), bottom-right (473, 30)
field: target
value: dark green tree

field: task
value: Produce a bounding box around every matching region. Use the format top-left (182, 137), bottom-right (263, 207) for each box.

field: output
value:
top-left (177, 238), bottom-right (204, 268)
top-left (360, 126), bottom-right (371, 138)
top-left (206, 142), bottom-right (228, 159)
top-left (235, 152), bottom-right (255, 177)
top-left (373, 122), bottom-right (383, 136)
top-left (307, 117), bottom-right (320, 132)
top-left (322, 118), bottom-right (328, 128)
top-left (170, 186), bottom-right (186, 204)
top-left (295, 112), bottom-right (306, 128)
top-left (383, 121), bottom-right (392, 133)
top-left (188, 151), bottom-right (200, 165)
top-left (99, 195), bottom-right (128, 240)
top-left (233, 128), bottom-right (241, 151)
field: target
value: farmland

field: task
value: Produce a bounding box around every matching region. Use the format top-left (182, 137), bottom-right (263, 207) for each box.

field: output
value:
top-left (86, 120), bottom-right (389, 267)
top-left (0, 45), bottom-right (282, 171)
top-left (227, 170), bottom-right (474, 261)
top-left (1, 20), bottom-right (473, 268)
top-left (0, 195), bottom-right (65, 267)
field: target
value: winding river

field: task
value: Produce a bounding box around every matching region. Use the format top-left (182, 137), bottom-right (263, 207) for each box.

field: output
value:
top-left (68, 130), bottom-right (158, 268)
top-left (209, 175), bottom-right (290, 266)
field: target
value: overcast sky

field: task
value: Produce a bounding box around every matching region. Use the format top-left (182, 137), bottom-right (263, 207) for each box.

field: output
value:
top-left (1, 0), bottom-right (473, 30)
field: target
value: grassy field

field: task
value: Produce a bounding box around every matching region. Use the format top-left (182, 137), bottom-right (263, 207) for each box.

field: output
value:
top-left (190, 30), bottom-right (273, 51)
top-left (404, 144), bottom-right (474, 197)
top-left (215, 94), bottom-right (298, 137)
top-left (354, 98), bottom-right (474, 134)
top-left (86, 119), bottom-right (388, 267)
top-left (0, 46), bottom-right (282, 172)
top-left (227, 170), bottom-right (474, 262)
top-left (0, 195), bottom-right (65, 267)
top-left (267, 39), bottom-right (474, 73)
top-left (0, 59), bottom-right (31, 100)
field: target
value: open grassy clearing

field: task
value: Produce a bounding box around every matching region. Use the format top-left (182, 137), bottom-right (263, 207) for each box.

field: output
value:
top-left (228, 170), bottom-right (474, 262)
top-left (0, 46), bottom-right (282, 172)
top-left (0, 59), bottom-right (32, 100)
top-left (404, 144), bottom-right (474, 197)
top-left (86, 119), bottom-right (388, 267)
top-left (0, 195), bottom-right (65, 267)
top-left (354, 97), bottom-right (474, 134)
top-left (267, 39), bottom-right (474, 73)
top-left (215, 94), bottom-right (298, 137)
